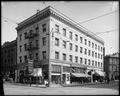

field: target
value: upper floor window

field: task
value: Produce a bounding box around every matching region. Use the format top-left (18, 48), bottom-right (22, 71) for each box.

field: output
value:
top-left (42, 37), bottom-right (46, 46)
top-left (19, 34), bottom-right (22, 41)
top-left (55, 51), bottom-right (59, 59)
top-left (63, 40), bottom-right (66, 48)
top-left (88, 41), bottom-right (91, 47)
top-left (69, 31), bottom-right (72, 40)
top-left (75, 56), bottom-right (78, 63)
top-left (80, 57), bottom-right (83, 64)
top-left (95, 52), bottom-right (97, 58)
top-left (98, 53), bottom-right (100, 59)
top-left (92, 60), bottom-right (94, 66)
top-left (55, 24), bottom-right (59, 33)
top-left (101, 63), bottom-right (103, 67)
top-left (92, 42), bottom-right (94, 48)
top-left (95, 44), bottom-right (97, 50)
top-left (24, 44), bottom-right (27, 51)
top-left (55, 38), bottom-right (59, 46)
top-left (80, 47), bottom-right (83, 53)
top-left (19, 56), bottom-right (22, 63)
top-left (92, 51), bottom-right (94, 57)
top-left (75, 45), bottom-right (78, 52)
top-left (19, 45), bottom-right (22, 52)
top-left (80, 37), bottom-right (83, 43)
top-left (24, 55), bottom-right (27, 62)
top-left (69, 55), bottom-right (72, 62)
top-left (101, 47), bottom-right (103, 52)
top-left (35, 53), bottom-right (38, 60)
top-left (63, 53), bottom-right (66, 61)
top-left (88, 59), bottom-right (91, 65)
top-left (42, 24), bottom-right (46, 32)
top-left (75, 34), bottom-right (78, 41)
top-left (35, 27), bottom-right (39, 33)
top-left (42, 51), bottom-right (46, 59)
top-left (84, 39), bottom-right (87, 45)
top-left (24, 32), bottom-right (27, 39)
top-left (84, 58), bottom-right (87, 64)
top-left (84, 48), bottom-right (87, 55)
top-left (88, 50), bottom-right (91, 56)
top-left (95, 61), bottom-right (97, 66)
top-left (69, 43), bottom-right (73, 50)
top-left (63, 28), bottom-right (66, 36)
top-left (98, 45), bottom-right (100, 51)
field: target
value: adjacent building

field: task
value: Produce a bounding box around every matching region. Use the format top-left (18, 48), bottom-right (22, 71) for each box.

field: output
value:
top-left (1, 39), bottom-right (17, 75)
top-left (104, 52), bottom-right (119, 80)
top-left (16, 6), bottom-right (105, 86)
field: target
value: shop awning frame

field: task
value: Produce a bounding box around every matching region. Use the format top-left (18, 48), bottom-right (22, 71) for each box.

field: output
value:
top-left (71, 73), bottom-right (91, 77)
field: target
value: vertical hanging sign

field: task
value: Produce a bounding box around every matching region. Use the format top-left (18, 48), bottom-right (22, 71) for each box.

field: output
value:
top-left (28, 59), bottom-right (33, 74)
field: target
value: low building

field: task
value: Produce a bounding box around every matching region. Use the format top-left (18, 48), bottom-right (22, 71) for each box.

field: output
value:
top-left (1, 39), bottom-right (17, 77)
top-left (104, 52), bottom-right (119, 80)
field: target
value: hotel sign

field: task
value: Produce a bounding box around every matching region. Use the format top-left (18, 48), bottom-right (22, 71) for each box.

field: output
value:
top-left (28, 59), bottom-right (33, 73)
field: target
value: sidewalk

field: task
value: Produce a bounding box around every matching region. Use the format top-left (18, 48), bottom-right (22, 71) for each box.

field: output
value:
top-left (4, 81), bottom-right (46, 88)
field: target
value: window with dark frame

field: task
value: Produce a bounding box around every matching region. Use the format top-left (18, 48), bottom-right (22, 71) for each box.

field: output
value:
top-left (55, 24), bottom-right (59, 33)
top-left (69, 31), bottom-right (72, 40)
top-left (69, 55), bottom-right (72, 62)
top-left (42, 24), bottom-right (46, 32)
top-left (42, 51), bottom-right (46, 59)
top-left (55, 38), bottom-right (59, 46)
top-left (55, 51), bottom-right (59, 59)
top-left (63, 53), bottom-right (66, 61)
top-left (63, 28), bottom-right (66, 36)
top-left (42, 37), bottom-right (46, 46)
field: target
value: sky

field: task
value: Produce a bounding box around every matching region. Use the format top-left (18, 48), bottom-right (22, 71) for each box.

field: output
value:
top-left (1, 1), bottom-right (119, 55)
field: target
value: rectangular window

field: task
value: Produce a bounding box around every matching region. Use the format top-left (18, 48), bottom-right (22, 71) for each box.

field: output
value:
top-left (92, 51), bottom-right (94, 57)
top-left (101, 55), bottom-right (103, 59)
top-left (19, 45), bottom-right (22, 52)
top-left (98, 62), bottom-right (100, 67)
top-left (88, 59), bottom-right (90, 65)
top-left (98, 53), bottom-right (100, 58)
top-left (88, 41), bottom-right (91, 47)
top-left (80, 37), bottom-right (83, 43)
top-left (35, 53), bottom-right (38, 60)
top-left (24, 44), bottom-right (27, 51)
top-left (69, 31), bottom-right (72, 40)
top-left (63, 40), bottom-right (66, 48)
top-left (69, 55), bottom-right (72, 62)
top-left (84, 39), bottom-right (87, 45)
top-left (88, 50), bottom-right (91, 56)
top-left (80, 47), bottom-right (83, 53)
top-left (84, 58), bottom-right (87, 64)
top-left (29, 54), bottom-right (32, 60)
top-left (42, 51), bottom-right (46, 59)
top-left (98, 45), bottom-right (100, 51)
top-left (95, 44), bottom-right (97, 49)
top-left (55, 38), bottom-right (59, 46)
top-left (63, 28), bottom-right (66, 36)
top-left (63, 53), bottom-right (66, 61)
top-left (75, 45), bottom-right (78, 52)
top-left (75, 56), bottom-right (78, 63)
top-left (101, 63), bottom-right (103, 67)
top-left (42, 24), bottom-right (46, 32)
top-left (24, 55), bottom-right (27, 62)
top-left (42, 37), bottom-right (46, 46)
top-left (95, 52), bottom-right (97, 58)
top-left (36, 27), bottom-right (39, 33)
top-left (95, 61), bottom-right (97, 66)
top-left (75, 34), bottom-right (78, 41)
top-left (69, 43), bottom-right (73, 50)
top-left (84, 48), bottom-right (87, 55)
top-left (92, 60), bottom-right (94, 66)
top-left (92, 42), bottom-right (94, 48)
top-left (19, 34), bottom-right (22, 41)
top-left (55, 24), bottom-right (59, 33)
top-left (24, 32), bottom-right (27, 39)
top-left (19, 56), bottom-right (22, 63)
top-left (55, 51), bottom-right (59, 59)
top-left (101, 47), bottom-right (103, 52)
top-left (80, 57), bottom-right (83, 64)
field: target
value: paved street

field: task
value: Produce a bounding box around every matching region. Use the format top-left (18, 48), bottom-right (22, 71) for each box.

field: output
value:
top-left (3, 81), bottom-right (119, 95)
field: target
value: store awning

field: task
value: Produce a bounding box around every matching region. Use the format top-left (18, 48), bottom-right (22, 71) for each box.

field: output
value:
top-left (94, 71), bottom-right (105, 77)
top-left (30, 68), bottom-right (42, 77)
top-left (71, 73), bottom-right (91, 77)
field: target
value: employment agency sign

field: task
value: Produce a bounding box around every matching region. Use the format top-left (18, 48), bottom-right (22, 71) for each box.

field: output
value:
top-left (28, 59), bottom-right (33, 73)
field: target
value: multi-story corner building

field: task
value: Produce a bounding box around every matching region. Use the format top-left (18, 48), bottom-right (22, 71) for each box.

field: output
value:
top-left (16, 6), bottom-right (105, 86)
top-left (104, 52), bottom-right (119, 80)
top-left (1, 39), bottom-right (17, 75)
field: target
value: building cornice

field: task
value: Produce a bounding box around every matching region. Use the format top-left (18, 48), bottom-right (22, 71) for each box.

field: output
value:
top-left (16, 6), bottom-right (104, 44)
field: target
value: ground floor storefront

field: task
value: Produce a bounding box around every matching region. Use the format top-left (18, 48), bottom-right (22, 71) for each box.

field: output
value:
top-left (15, 60), bottom-right (106, 87)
